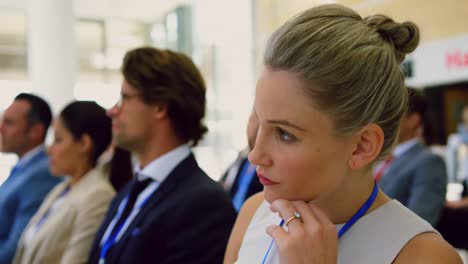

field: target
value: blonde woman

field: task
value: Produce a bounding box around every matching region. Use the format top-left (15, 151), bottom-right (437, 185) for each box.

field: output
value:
top-left (224, 4), bottom-right (461, 264)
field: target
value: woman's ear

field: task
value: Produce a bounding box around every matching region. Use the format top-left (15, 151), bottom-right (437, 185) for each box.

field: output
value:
top-left (79, 134), bottom-right (93, 155)
top-left (348, 124), bottom-right (384, 169)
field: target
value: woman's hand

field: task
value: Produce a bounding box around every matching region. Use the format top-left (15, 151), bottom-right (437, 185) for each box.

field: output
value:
top-left (267, 200), bottom-right (338, 264)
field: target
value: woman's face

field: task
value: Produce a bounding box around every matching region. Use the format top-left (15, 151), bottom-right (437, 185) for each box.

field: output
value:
top-left (249, 68), bottom-right (357, 203)
top-left (47, 118), bottom-right (85, 176)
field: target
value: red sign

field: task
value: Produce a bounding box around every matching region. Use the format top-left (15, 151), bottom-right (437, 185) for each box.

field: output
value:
top-left (446, 50), bottom-right (468, 69)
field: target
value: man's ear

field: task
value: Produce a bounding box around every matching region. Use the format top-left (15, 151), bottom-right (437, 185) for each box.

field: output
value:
top-left (153, 103), bottom-right (168, 120)
top-left (348, 124), bottom-right (384, 169)
top-left (407, 112), bottom-right (421, 130)
top-left (27, 123), bottom-right (45, 144)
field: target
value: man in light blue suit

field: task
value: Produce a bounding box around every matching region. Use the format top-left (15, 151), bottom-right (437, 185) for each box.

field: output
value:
top-left (378, 88), bottom-right (447, 227)
top-left (0, 93), bottom-right (61, 263)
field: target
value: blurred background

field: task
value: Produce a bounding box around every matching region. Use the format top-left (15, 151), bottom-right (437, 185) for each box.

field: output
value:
top-left (0, 0), bottom-right (467, 184)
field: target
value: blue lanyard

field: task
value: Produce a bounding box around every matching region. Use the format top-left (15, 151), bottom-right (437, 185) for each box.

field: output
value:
top-left (337, 183), bottom-right (379, 237)
top-left (98, 190), bottom-right (154, 263)
top-left (232, 161), bottom-right (257, 211)
top-left (261, 183), bottom-right (379, 264)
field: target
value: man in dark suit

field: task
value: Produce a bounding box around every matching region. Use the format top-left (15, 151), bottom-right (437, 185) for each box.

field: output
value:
top-left (0, 93), bottom-right (61, 263)
top-left (88, 47), bottom-right (236, 264)
top-left (220, 111), bottom-right (262, 211)
top-left (378, 88), bottom-right (447, 226)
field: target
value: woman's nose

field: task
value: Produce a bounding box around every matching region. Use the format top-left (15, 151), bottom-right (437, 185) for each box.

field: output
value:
top-left (248, 129), bottom-right (272, 167)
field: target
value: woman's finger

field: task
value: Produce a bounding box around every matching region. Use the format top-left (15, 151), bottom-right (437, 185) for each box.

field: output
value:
top-left (266, 225), bottom-right (288, 247)
top-left (270, 199), bottom-right (303, 229)
top-left (290, 200), bottom-right (319, 226)
top-left (294, 201), bottom-right (331, 225)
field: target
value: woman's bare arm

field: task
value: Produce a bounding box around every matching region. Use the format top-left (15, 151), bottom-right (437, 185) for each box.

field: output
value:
top-left (224, 192), bottom-right (264, 264)
top-left (393, 232), bottom-right (462, 264)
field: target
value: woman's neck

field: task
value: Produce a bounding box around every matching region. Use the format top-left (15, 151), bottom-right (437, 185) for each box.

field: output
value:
top-left (69, 162), bottom-right (93, 187)
top-left (311, 172), bottom-right (390, 225)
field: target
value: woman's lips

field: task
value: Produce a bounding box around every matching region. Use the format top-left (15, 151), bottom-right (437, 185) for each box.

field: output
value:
top-left (257, 173), bottom-right (278, 186)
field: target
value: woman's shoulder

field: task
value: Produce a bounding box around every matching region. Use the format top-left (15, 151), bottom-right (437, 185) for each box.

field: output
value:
top-left (223, 192), bottom-right (265, 264)
top-left (370, 200), bottom-right (461, 263)
top-left (85, 167), bottom-right (114, 188)
top-left (241, 192), bottom-right (265, 216)
top-left (235, 191), bottom-right (266, 236)
top-left (71, 168), bottom-right (116, 204)
top-left (394, 232), bottom-right (462, 264)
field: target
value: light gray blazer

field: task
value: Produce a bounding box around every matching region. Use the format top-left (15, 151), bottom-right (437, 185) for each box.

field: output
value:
top-left (379, 142), bottom-right (447, 226)
top-left (13, 167), bottom-right (115, 264)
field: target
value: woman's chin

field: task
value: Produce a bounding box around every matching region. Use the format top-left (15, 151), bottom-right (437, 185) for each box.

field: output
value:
top-left (264, 190), bottom-right (314, 204)
top-left (263, 190), bottom-right (280, 204)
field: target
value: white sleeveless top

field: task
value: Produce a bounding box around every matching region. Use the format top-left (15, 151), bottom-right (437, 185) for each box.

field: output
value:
top-left (236, 199), bottom-right (437, 264)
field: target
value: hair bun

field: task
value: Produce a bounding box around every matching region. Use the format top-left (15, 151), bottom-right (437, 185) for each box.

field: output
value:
top-left (364, 15), bottom-right (420, 63)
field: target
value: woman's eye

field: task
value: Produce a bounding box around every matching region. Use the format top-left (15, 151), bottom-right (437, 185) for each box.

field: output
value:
top-left (277, 128), bottom-right (295, 142)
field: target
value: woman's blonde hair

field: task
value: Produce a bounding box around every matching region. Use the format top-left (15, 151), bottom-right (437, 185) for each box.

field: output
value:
top-left (264, 4), bottom-right (419, 161)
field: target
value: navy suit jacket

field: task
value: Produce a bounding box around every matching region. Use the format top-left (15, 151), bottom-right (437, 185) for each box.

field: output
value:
top-left (88, 154), bottom-right (237, 264)
top-left (379, 142), bottom-right (447, 226)
top-left (0, 148), bottom-right (61, 263)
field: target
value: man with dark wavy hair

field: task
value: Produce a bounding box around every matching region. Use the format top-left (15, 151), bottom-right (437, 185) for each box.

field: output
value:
top-left (88, 47), bottom-right (236, 264)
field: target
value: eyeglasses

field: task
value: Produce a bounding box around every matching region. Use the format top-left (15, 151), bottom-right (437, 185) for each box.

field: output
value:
top-left (116, 93), bottom-right (141, 108)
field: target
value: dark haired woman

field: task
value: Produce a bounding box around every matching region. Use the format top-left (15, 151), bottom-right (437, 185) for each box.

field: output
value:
top-left (14, 101), bottom-right (132, 264)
